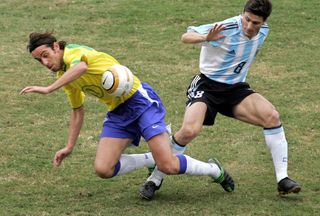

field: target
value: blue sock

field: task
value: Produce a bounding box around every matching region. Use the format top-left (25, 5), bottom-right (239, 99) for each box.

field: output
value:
top-left (176, 154), bottom-right (187, 174)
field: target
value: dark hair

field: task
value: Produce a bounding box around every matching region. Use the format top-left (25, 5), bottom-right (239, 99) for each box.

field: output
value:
top-left (27, 31), bottom-right (67, 53)
top-left (244, 0), bottom-right (272, 21)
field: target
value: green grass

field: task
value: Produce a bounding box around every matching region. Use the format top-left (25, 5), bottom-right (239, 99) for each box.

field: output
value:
top-left (1, 0), bottom-right (319, 215)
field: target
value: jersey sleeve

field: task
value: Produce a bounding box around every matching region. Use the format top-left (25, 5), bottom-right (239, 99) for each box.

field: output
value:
top-left (62, 85), bottom-right (86, 109)
top-left (187, 23), bottom-right (225, 47)
top-left (187, 23), bottom-right (214, 34)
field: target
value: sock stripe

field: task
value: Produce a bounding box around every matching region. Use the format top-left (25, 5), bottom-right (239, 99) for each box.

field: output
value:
top-left (172, 135), bottom-right (185, 147)
top-left (176, 154), bottom-right (187, 174)
top-left (264, 125), bottom-right (284, 135)
top-left (112, 161), bottom-right (121, 177)
top-left (264, 124), bottom-right (282, 130)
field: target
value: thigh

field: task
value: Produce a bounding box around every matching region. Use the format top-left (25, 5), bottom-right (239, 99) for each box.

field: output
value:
top-left (233, 93), bottom-right (277, 126)
top-left (138, 101), bottom-right (167, 142)
top-left (101, 105), bottom-right (144, 146)
top-left (95, 137), bottom-right (131, 169)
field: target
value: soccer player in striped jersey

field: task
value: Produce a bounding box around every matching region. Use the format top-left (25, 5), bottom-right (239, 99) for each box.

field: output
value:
top-left (20, 32), bottom-right (234, 198)
top-left (140, 0), bottom-right (301, 199)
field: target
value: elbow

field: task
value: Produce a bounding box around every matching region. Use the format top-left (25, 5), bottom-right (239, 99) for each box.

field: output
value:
top-left (73, 105), bottom-right (84, 113)
top-left (79, 62), bottom-right (88, 73)
top-left (181, 33), bottom-right (188, 43)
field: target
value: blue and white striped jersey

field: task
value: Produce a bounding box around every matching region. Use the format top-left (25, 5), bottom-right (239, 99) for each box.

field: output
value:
top-left (187, 15), bottom-right (269, 84)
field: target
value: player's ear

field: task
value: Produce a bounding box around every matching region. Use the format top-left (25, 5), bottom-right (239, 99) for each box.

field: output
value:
top-left (53, 42), bottom-right (60, 51)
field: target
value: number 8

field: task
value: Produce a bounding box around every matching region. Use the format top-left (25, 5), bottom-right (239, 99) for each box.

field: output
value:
top-left (234, 61), bottom-right (246, 74)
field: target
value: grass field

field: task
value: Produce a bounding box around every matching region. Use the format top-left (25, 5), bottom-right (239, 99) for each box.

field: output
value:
top-left (1, 0), bottom-right (319, 215)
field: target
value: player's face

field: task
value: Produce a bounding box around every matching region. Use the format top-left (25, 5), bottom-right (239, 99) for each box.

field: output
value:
top-left (31, 43), bottom-right (64, 72)
top-left (242, 12), bottom-right (265, 39)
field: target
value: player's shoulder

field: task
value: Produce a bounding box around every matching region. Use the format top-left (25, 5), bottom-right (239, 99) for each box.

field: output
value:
top-left (65, 44), bottom-right (95, 52)
top-left (260, 23), bottom-right (269, 36)
top-left (64, 44), bottom-right (98, 60)
top-left (187, 15), bottom-right (241, 35)
top-left (210, 16), bottom-right (241, 36)
top-left (220, 16), bottom-right (241, 29)
top-left (63, 44), bottom-right (92, 66)
top-left (218, 15), bottom-right (242, 36)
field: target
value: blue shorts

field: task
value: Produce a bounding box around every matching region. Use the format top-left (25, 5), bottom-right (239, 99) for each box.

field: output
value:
top-left (100, 82), bottom-right (167, 146)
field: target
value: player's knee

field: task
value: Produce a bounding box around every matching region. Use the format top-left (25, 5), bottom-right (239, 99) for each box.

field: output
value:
top-left (263, 109), bottom-right (281, 128)
top-left (157, 160), bottom-right (179, 174)
top-left (95, 163), bottom-right (114, 179)
top-left (180, 124), bottom-right (201, 141)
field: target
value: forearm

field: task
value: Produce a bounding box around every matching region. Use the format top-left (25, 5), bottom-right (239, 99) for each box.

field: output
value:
top-left (48, 62), bottom-right (88, 93)
top-left (181, 32), bottom-right (207, 44)
top-left (181, 24), bottom-right (225, 44)
top-left (66, 106), bottom-right (85, 150)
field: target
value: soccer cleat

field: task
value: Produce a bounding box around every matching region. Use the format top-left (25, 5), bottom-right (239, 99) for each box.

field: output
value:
top-left (277, 177), bottom-right (301, 195)
top-left (208, 158), bottom-right (235, 192)
top-left (139, 180), bottom-right (163, 200)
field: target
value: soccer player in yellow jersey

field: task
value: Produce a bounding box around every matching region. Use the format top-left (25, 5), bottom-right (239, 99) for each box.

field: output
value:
top-left (20, 32), bottom-right (234, 198)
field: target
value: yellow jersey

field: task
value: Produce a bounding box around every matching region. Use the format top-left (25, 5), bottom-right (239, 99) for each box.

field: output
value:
top-left (57, 44), bottom-right (141, 111)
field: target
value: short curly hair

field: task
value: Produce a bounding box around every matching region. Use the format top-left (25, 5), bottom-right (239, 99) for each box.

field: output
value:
top-left (27, 31), bottom-right (66, 53)
top-left (244, 0), bottom-right (272, 21)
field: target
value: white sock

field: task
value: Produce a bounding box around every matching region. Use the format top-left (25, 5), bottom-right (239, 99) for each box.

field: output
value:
top-left (182, 155), bottom-right (221, 178)
top-left (264, 126), bottom-right (288, 182)
top-left (147, 168), bottom-right (165, 187)
top-left (115, 153), bottom-right (154, 176)
top-left (147, 136), bottom-right (187, 186)
top-left (148, 154), bottom-right (221, 186)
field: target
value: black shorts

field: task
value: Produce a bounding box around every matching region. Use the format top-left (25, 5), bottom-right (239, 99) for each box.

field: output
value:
top-left (186, 73), bottom-right (255, 125)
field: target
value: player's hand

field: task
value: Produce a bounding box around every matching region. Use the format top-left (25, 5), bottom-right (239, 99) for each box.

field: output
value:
top-left (206, 23), bottom-right (226, 41)
top-left (53, 147), bottom-right (73, 167)
top-left (20, 86), bottom-right (51, 95)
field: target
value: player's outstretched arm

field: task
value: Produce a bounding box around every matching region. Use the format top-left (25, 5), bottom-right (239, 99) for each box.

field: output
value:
top-left (181, 32), bottom-right (207, 44)
top-left (48, 62), bottom-right (87, 93)
top-left (20, 62), bottom-right (88, 95)
top-left (181, 23), bottom-right (225, 44)
top-left (53, 106), bottom-right (85, 167)
top-left (20, 86), bottom-right (51, 95)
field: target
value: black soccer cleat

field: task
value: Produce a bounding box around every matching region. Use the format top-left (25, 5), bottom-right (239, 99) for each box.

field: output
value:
top-left (208, 158), bottom-right (235, 192)
top-left (139, 180), bottom-right (163, 200)
top-left (277, 177), bottom-right (301, 196)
